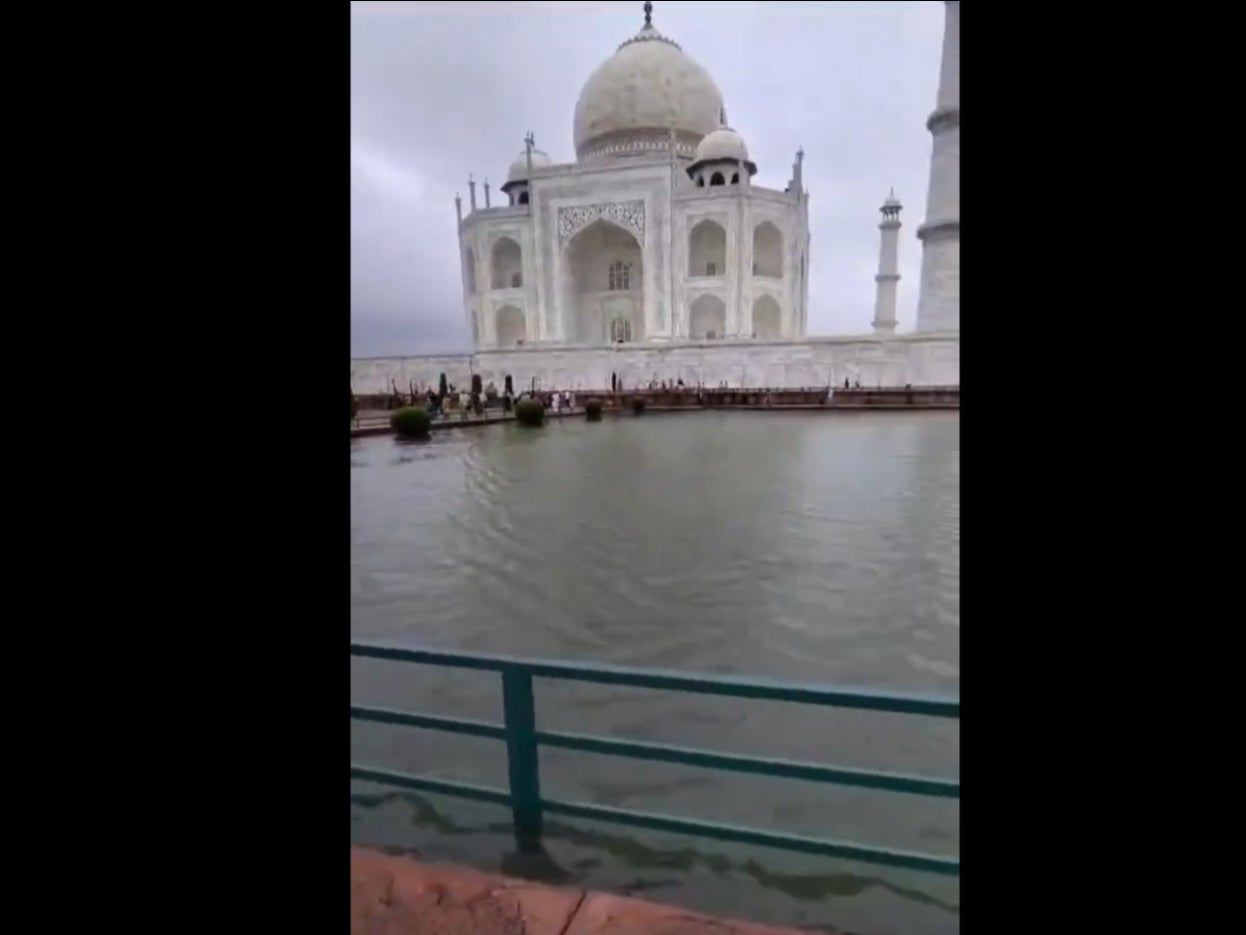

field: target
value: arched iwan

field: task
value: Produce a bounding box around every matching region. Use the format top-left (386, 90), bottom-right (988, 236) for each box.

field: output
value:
top-left (688, 219), bottom-right (726, 278)
top-left (560, 218), bottom-right (643, 344)
top-left (689, 294), bottom-right (726, 340)
top-left (752, 222), bottom-right (783, 278)
top-left (491, 237), bottom-right (523, 290)
top-left (752, 294), bottom-right (782, 339)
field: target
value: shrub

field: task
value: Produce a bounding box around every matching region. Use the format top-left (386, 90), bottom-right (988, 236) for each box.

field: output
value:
top-left (515, 399), bottom-right (545, 427)
top-left (390, 406), bottom-right (431, 439)
top-left (631, 397), bottom-right (647, 416)
top-left (585, 398), bottom-right (604, 422)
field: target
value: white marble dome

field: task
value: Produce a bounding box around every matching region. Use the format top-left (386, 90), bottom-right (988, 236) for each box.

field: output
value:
top-left (572, 20), bottom-right (724, 161)
top-left (504, 149), bottom-right (552, 185)
top-left (694, 126), bottom-right (749, 164)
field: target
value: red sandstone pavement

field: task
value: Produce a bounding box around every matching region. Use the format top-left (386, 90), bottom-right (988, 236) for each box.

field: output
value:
top-left (351, 846), bottom-right (825, 935)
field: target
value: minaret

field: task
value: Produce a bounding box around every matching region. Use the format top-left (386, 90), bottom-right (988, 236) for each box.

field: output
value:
top-left (454, 192), bottom-right (462, 226)
top-left (872, 190), bottom-right (902, 336)
top-left (915, 0), bottom-right (959, 333)
top-left (468, 174), bottom-right (477, 212)
top-left (484, 179), bottom-right (491, 209)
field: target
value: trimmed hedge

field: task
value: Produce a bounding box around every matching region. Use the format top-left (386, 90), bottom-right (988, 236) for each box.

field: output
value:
top-left (390, 406), bottom-right (432, 439)
top-left (515, 399), bottom-right (545, 427)
top-left (585, 398), bottom-right (604, 421)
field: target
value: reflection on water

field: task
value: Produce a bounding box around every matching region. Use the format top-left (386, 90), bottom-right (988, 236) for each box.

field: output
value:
top-left (351, 412), bottom-right (959, 935)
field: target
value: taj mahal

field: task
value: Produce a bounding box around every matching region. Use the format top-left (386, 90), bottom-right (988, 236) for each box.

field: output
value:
top-left (350, 1), bottom-right (959, 393)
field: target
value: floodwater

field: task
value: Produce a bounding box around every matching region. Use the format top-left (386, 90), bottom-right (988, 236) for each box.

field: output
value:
top-left (350, 411), bottom-right (959, 935)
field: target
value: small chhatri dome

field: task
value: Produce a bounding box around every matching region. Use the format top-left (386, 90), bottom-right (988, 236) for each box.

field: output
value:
top-left (502, 148), bottom-right (552, 188)
top-left (688, 112), bottom-right (757, 178)
top-left (572, 2), bottom-right (725, 162)
top-left (880, 187), bottom-right (902, 222)
top-left (694, 125), bottom-right (750, 164)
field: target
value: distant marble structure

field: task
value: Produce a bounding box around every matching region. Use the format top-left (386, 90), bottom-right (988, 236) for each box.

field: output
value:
top-left (352, 2), bottom-right (960, 393)
top-left (872, 190), bottom-right (903, 337)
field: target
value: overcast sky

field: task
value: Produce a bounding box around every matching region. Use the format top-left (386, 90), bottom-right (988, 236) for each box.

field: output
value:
top-left (351, 0), bottom-right (945, 358)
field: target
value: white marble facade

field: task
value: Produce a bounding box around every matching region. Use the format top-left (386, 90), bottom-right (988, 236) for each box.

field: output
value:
top-left (456, 7), bottom-right (811, 358)
top-left (355, 3), bottom-right (960, 392)
top-left (462, 164), bottom-right (808, 350)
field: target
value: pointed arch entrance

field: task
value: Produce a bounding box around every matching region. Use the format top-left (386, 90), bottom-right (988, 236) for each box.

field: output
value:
top-left (560, 219), bottom-right (644, 344)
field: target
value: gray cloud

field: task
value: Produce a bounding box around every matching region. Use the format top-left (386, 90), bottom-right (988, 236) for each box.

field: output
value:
top-left (351, 0), bottom-right (944, 358)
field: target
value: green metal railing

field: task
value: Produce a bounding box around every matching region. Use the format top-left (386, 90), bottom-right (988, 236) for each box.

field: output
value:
top-left (350, 640), bottom-right (959, 876)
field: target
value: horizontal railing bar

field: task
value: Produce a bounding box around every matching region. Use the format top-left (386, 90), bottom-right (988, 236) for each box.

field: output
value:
top-left (350, 705), bottom-right (507, 740)
top-left (348, 764), bottom-right (957, 876)
top-left (349, 765), bottom-right (512, 807)
top-left (347, 706), bottom-right (957, 796)
top-left (350, 641), bottom-right (958, 718)
top-left (540, 797), bottom-right (958, 876)
top-left (533, 729), bottom-right (959, 798)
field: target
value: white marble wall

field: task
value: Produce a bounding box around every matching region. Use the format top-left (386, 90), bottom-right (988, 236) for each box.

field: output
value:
top-left (460, 206), bottom-right (539, 349)
top-left (350, 334), bottom-right (959, 395)
top-left (458, 156), bottom-right (809, 351)
top-left (672, 185), bottom-right (805, 340)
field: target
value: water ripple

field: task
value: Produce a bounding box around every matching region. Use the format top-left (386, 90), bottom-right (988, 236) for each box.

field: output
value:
top-left (351, 414), bottom-right (960, 934)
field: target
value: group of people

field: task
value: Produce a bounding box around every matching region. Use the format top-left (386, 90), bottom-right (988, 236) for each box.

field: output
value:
top-left (522, 389), bottom-right (577, 413)
top-left (412, 381), bottom-right (586, 421)
top-left (413, 375), bottom-right (871, 415)
top-left (419, 380), bottom-right (502, 420)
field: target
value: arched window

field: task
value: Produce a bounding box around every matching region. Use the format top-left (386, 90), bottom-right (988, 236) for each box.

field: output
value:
top-left (730, 173), bottom-right (739, 184)
top-left (752, 222), bottom-right (783, 278)
top-left (608, 260), bottom-right (631, 291)
top-left (710, 172), bottom-right (725, 186)
top-left (510, 271), bottom-right (522, 288)
top-left (518, 192), bottom-right (529, 205)
top-left (610, 317), bottom-right (632, 343)
top-left (696, 176), bottom-right (705, 187)
top-left (491, 237), bottom-right (522, 290)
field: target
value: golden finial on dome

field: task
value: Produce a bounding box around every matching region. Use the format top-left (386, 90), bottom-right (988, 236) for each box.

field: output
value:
top-left (644, 2), bottom-right (653, 27)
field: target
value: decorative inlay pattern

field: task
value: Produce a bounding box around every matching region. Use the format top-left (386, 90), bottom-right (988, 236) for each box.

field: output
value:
top-left (557, 200), bottom-right (645, 248)
top-left (581, 133), bottom-right (697, 161)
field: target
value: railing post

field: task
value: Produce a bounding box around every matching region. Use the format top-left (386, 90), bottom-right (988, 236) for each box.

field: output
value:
top-left (501, 667), bottom-right (543, 852)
